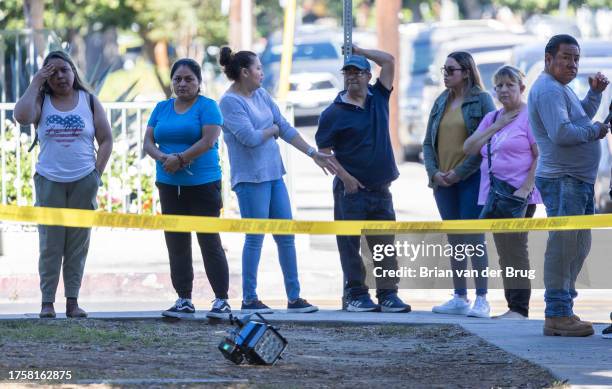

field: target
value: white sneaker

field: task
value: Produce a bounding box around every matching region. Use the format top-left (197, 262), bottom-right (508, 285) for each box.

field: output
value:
top-left (467, 295), bottom-right (490, 318)
top-left (492, 310), bottom-right (527, 320)
top-left (432, 295), bottom-right (470, 315)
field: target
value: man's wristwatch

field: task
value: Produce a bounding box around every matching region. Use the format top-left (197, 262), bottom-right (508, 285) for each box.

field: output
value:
top-left (306, 147), bottom-right (316, 158)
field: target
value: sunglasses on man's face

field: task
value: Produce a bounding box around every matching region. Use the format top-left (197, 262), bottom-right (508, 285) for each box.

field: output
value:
top-left (342, 69), bottom-right (368, 77)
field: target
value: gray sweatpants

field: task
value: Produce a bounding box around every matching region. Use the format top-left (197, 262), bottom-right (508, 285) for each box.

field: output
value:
top-left (34, 170), bottom-right (99, 303)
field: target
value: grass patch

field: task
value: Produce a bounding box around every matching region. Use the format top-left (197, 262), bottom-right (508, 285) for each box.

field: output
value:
top-left (0, 320), bottom-right (171, 347)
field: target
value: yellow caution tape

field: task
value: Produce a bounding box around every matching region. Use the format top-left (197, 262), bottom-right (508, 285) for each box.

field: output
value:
top-left (0, 205), bottom-right (610, 235)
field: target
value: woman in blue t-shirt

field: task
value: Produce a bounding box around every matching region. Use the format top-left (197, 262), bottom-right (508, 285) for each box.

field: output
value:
top-left (144, 58), bottom-right (230, 320)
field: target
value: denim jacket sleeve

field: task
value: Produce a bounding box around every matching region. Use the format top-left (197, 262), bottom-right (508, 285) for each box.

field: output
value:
top-left (454, 92), bottom-right (496, 180)
top-left (422, 95), bottom-right (444, 187)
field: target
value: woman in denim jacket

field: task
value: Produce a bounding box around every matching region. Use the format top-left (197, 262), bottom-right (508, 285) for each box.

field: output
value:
top-left (422, 51), bottom-right (496, 318)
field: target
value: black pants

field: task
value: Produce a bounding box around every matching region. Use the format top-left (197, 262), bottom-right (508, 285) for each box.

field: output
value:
top-left (492, 204), bottom-right (536, 317)
top-left (333, 178), bottom-right (398, 300)
top-left (157, 181), bottom-right (229, 300)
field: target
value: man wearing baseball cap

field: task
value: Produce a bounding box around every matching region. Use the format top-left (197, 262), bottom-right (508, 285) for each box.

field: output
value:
top-left (315, 46), bottom-right (410, 313)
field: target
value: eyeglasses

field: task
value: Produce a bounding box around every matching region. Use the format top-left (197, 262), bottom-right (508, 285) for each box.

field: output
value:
top-left (342, 69), bottom-right (367, 77)
top-left (441, 66), bottom-right (465, 75)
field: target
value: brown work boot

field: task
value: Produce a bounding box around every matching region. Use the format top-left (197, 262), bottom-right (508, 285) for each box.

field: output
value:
top-left (39, 303), bottom-right (56, 319)
top-left (543, 316), bottom-right (594, 337)
top-left (66, 298), bottom-right (87, 318)
top-left (572, 314), bottom-right (592, 325)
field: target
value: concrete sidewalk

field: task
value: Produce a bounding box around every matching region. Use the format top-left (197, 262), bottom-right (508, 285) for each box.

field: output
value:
top-left (2, 153), bottom-right (612, 386)
top-left (1, 309), bottom-right (610, 387)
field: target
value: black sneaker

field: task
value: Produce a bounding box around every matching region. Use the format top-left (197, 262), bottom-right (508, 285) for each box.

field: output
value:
top-left (378, 294), bottom-right (411, 313)
top-left (287, 298), bottom-right (318, 313)
top-left (206, 298), bottom-right (231, 319)
top-left (162, 298), bottom-right (195, 319)
top-left (347, 295), bottom-right (380, 312)
top-left (603, 312), bottom-right (612, 339)
top-left (241, 300), bottom-right (273, 314)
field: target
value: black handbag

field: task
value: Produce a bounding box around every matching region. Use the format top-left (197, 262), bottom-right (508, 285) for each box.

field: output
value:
top-left (479, 111), bottom-right (528, 219)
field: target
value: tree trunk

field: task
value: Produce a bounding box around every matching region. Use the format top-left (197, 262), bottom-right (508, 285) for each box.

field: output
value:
top-left (23, 0), bottom-right (45, 62)
top-left (229, 0), bottom-right (242, 49)
top-left (142, 37), bottom-right (172, 98)
top-left (85, 27), bottom-right (121, 92)
top-left (458, 0), bottom-right (482, 19)
top-left (23, 0), bottom-right (44, 29)
top-left (68, 29), bottom-right (87, 76)
top-left (376, 0), bottom-right (401, 161)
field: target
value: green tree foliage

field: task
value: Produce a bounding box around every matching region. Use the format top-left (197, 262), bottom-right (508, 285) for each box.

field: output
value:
top-left (254, 0), bottom-right (284, 39)
top-left (0, 0), bottom-right (26, 29)
top-left (1, 0), bottom-right (229, 96)
top-left (2, 0), bottom-right (227, 45)
top-left (492, 0), bottom-right (609, 14)
top-left (127, 0), bottom-right (228, 48)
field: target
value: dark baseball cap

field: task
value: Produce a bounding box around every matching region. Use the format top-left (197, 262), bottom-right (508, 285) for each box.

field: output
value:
top-left (341, 55), bottom-right (371, 72)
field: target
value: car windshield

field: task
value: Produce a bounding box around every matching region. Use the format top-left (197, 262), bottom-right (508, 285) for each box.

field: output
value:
top-left (410, 39), bottom-right (434, 75)
top-left (262, 42), bottom-right (339, 63)
top-left (515, 53), bottom-right (539, 74)
top-left (478, 62), bottom-right (505, 92)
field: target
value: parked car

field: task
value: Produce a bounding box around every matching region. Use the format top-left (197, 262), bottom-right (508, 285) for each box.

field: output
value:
top-left (260, 25), bottom-right (375, 119)
top-left (525, 58), bottom-right (612, 212)
top-left (398, 20), bottom-right (521, 160)
top-left (573, 60), bottom-right (612, 213)
top-left (524, 14), bottom-right (581, 40)
top-left (286, 72), bottom-right (341, 118)
top-left (512, 39), bottom-right (612, 76)
top-left (399, 31), bottom-right (533, 160)
top-left (597, 135), bottom-right (612, 213)
top-left (261, 25), bottom-right (342, 94)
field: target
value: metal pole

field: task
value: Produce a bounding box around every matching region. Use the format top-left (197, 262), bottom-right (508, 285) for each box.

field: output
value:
top-left (0, 109), bottom-right (6, 204)
top-left (341, 0), bottom-right (352, 310)
top-left (343, 0), bottom-right (353, 64)
top-left (106, 109), bottom-right (112, 212)
top-left (15, 34), bottom-right (21, 101)
top-left (121, 108), bottom-right (127, 213)
top-left (0, 35), bottom-right (5, 103)
top-left (136, 109), bottom-right (143, 213)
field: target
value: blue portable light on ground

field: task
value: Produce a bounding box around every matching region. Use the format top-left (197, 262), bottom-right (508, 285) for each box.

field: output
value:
top-left (218, 313), bottom-right (288, 365)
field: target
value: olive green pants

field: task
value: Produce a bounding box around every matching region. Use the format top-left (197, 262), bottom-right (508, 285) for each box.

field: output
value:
top-left (34, 171), bottom-right (99, 303)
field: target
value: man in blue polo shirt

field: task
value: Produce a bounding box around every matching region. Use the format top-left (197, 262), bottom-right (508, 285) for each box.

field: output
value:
top-left (315, 46), bottom-right (410, 313)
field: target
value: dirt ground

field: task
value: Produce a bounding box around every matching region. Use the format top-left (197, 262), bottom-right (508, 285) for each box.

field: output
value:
top-left (0, 319), bottom-right (563, 388)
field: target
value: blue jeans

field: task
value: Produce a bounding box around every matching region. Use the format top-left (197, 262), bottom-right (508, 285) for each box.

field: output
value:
top-left (536, 176), bottom-right (593, 317)
top-left (234, 179), bottom-right (300, 302)
top-left (433, 172), bottom-right (488, 296)
top-left (333, 177), bottom-right (398, 300)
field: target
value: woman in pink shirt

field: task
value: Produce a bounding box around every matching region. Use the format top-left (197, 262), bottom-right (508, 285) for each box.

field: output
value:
top-left (464, 65), bottom-right (541, 320)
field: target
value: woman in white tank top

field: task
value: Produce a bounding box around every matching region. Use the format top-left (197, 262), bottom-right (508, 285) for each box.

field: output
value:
top-left (14, 51), bottom-right (113, 318)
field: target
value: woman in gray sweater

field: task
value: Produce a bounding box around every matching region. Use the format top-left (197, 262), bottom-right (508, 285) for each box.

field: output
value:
top-left (219, 47), bottom-right (336, 314)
